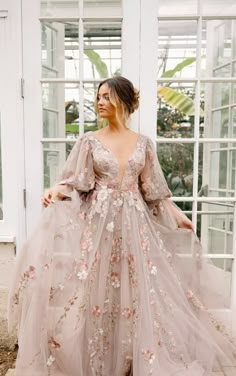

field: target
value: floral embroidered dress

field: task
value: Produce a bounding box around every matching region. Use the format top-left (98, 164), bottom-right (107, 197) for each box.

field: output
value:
top-left (8, 131), bottom-right (236, 376)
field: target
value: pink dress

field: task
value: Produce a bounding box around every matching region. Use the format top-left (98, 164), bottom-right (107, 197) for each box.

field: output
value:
top-left (8, 131), bottom-right (236, 375)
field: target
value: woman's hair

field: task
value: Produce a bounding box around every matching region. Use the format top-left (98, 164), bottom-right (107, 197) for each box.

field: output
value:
top-left (95, 76), bottom-right (139, 126)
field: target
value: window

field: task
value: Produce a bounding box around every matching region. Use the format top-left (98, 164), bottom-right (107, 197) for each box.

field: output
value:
top-left (157, 5), bottom-right (236, 304)
top-left (40, 4), bottom-right (122, 189)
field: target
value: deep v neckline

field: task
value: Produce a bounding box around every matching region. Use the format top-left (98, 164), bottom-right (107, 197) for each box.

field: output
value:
top-left (91, 131), bottom-right (141, 187)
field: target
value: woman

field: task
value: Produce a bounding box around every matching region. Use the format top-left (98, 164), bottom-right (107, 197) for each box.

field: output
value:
top-left (8, 76), bottom-right (236, 375)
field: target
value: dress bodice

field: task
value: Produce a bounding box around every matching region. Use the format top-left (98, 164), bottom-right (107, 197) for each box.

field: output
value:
top-left (86, 131), bottom-right (146, 192)
top-left (56, 130), bottom-right (172, 205)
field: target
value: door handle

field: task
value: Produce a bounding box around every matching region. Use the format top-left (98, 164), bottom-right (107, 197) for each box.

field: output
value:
top-left (0, 10), bottom-right (8, 18)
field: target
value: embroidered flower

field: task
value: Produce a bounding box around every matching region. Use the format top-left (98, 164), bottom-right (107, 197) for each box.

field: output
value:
top-left (106, 222), bottom-right (114, 232)
top-left (128, 254), bottom-right (136, 264)
top-left (97, 188), bottom-right (108, 202)
top-left (111, 272), bottom-right (121, 288)
top-left (128, 196), bottom-right (135, 206)
top-left (110, 252), bottom-right (120, 263)
top-left (121, 307), bottom-right (132, 319)
top-left (113, 198), bottom-right (123, 207)
top-left (142, 349), bottom-right (155, 364)
top-left (27, 265), bottom-right (36, 279)
top-left (148, 260), bottom-right (157, 275)
top-left (141, 239), bottom-right (148, 253)
top-left (95, 250), bottom-right (101, 260)
top-left (48, 336), bottom-right (61, 349)
top-left (76, 261), bottom-right (89, 280)
top-left (58, 283), bottom-right (65, 290)
top-left (111, 303), bottom-right (120, 318)
top-left (186, 289), bottom-right (194, 299)
top-left (92, 305), bottom-right (101, 317)
top-left (80, 239), bottom-right (89, 250)
top-left (47, 355), bottom-right (55, 366)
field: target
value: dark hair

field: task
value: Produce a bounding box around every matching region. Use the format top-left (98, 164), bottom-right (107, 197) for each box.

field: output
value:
top-left (95, 76), bottom-right (139, 119)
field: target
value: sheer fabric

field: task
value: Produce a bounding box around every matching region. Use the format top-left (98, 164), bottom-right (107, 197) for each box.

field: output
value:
top-left (8, 131), bottom-right (236, 375)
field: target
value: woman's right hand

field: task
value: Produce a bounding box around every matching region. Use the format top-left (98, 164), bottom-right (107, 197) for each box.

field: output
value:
top-left (41, 188), bottom-right (62, 208)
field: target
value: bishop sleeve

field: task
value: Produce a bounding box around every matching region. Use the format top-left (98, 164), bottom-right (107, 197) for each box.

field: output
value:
top-left (52, 133), bottom-right (95, 197)
top-left (139, 136), bottom-right (172, 210)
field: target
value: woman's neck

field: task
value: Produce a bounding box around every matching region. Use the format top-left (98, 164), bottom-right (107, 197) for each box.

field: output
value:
top-left (106, 119), bottom-right (128, 134)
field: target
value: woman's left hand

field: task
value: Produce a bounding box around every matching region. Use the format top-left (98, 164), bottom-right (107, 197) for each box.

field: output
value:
top-left (163, 198), bottom-right (194, 231)
top-left (176, 213), bottom-right (194, 231)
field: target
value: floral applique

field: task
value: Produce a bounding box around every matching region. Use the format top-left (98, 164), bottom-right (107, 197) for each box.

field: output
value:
top-left (110, 272), bottom-right (121, 288)
top-left (13, 265), bottom-right (36, 305)
top-left (47, 355), bottom-right (55, 367)
top-left (142, 349), bottom-right (155, 364)
top-left (76, 261), bottom-right (89, 280)
top-left (147, 260), bottom-right (158, 275)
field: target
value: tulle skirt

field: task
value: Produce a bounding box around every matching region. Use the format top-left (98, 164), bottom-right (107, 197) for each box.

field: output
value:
top-left (7, 187), bottom-right (236, 375)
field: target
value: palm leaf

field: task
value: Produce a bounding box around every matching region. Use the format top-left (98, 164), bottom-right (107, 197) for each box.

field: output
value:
top-left (158, 86), bottom-right (204, 116)
top-left (84, 50), bottom-right (108, 78)
top-left (161, 58), bottom-right (196, 78)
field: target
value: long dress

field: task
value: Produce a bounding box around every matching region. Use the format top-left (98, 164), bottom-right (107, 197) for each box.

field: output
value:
top-left (7, 130), bottom-right (236, 376)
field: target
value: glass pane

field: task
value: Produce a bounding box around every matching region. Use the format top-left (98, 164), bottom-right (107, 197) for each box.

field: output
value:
top-left (157, 143), bottom-right (194, 197)
top-left (232, 144), bottom-right (236, 190)
top-left (202, 1), bottom-right (236, 16)
top-left (158, 0), bottom-right (197, 16)
top-left (197, 202), bottom-right (234, 249)
top-left (213, 65), bottom-right (231, 78)
top-left (84, 83), bottom-right (98, 130)
top-left (41, 0), bottom-right (79, 17)
top-left (233, 20), bottom-right (236, 58)
top-left (84, 23), bottom-right (121, 79)
top-left (158, 21), bottom-right (197, 78)
top-left (201, 20), bottom-right (234, 76)
top-left (42, 82), bottom-right (80, 137)
top-left (213, 84), bottom-right (230, 108)
top-left (43, 142), bottom-right (76, 189)
top-left (200, 84), bottom-right (234, 138)
top-left (41, 22), bottom-right (79, 79)
top-left (43, 110), bottom-right (58, 138)
top-left (233, 82), bottom-right (236, 104)
top-left (198, 142), bottom-right (236, 196)
top-left (233, 62), bottom-right (236, 77)
top-left (42, 83), bottom-right (99, 137)
top-left (157, 82), bottom-right (195, 138)
top-left (232, 107), bottom-right (236, 137)
top-left (83, 0), bottom-right (122, 17)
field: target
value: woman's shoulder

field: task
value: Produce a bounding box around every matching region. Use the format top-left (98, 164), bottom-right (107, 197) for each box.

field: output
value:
top-left (75, 131), bottom-right (94, 142)
top-left (137, 133), bottom-right (153, 147)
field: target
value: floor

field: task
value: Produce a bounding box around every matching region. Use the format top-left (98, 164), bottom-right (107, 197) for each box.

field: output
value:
top-left (5, 368), bottom-right (236, 376)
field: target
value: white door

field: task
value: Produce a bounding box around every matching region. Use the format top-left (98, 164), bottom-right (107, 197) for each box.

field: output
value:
top-left (202, 18), bottom-right (236, 331)
top-left (0, 1), bottom-right (25, 246)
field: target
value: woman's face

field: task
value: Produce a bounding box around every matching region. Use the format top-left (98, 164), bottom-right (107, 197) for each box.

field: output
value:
top-left (97, 83), bottom-right (117, 119)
